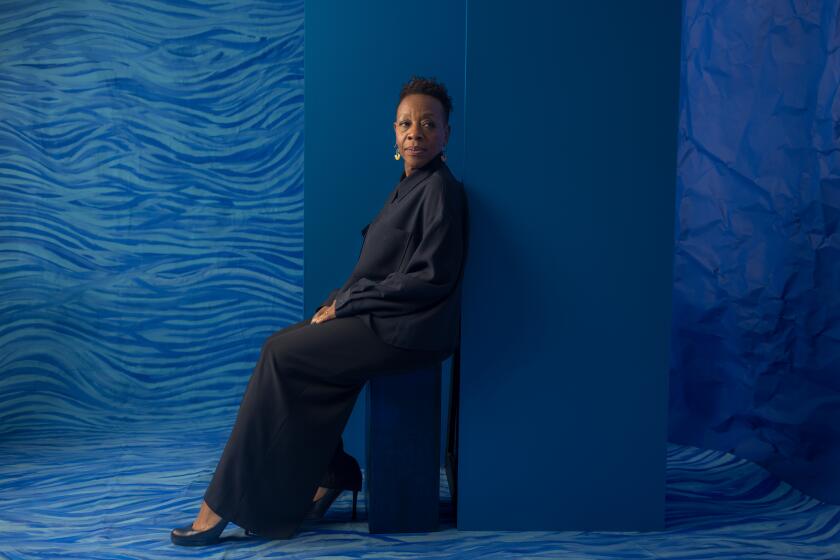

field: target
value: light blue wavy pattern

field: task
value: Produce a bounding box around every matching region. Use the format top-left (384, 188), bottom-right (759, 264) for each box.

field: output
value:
top-left (0, 0), bottom-right (304, 434)
top-left (1, 436), bottom-right (838, 558)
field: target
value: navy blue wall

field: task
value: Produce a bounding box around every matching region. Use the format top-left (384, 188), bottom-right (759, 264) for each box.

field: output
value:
top-left (306, 1), bottom-right (680, 530)
top-left (455, 2), bottom-right (681, 531)
top-left (304, 0), bottom-right (466, 468)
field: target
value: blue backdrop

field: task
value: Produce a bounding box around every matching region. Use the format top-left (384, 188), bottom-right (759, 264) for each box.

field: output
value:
top-left (2, 0), bottom-right (839, 534)
top-left (669, 0), bottom-right (840, 504)
top-left (455, 1), bottom-right (679, 530)
top-left (0, 0), bottom-right (304, 434)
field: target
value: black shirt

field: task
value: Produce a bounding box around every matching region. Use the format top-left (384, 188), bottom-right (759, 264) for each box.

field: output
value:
top-left (319, 153), bottom-right (467, 355)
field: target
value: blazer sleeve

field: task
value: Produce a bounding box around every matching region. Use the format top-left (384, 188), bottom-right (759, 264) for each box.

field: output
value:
top-left (333, 206), bottom-right (464, 318)
top-left (318, 288), bottom-right (340, 312)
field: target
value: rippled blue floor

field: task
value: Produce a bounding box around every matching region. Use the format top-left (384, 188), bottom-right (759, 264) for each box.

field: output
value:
top-left (1, 424), bottom-right (837, 559)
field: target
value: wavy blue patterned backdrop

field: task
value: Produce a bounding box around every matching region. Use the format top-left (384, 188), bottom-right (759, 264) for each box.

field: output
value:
top-left (2, 0), bottom-right (839, 557)
top-left (0, 0), bottom-right (304, 435)
top-left (669, 0), bottom-right (840, 504)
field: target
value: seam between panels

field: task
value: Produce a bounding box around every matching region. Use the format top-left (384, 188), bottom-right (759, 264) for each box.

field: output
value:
top-left (462, 0), bottom-right (469, 179)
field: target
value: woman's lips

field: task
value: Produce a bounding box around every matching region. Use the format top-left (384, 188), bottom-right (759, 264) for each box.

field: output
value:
top-left (404, 147), bottom-right (425, 155)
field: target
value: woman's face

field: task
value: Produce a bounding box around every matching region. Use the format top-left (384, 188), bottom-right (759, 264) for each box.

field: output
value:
top-left (394, 93), bottom-right (450, 175)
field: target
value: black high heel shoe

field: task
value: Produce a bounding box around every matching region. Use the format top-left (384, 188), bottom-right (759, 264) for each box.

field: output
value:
top-left (305, 448), bottom-right (363, 522)
top-left (305, 487), bottom-right (360, 521)
top-left (245, 447), bottom-right (363, 536)
top-left (243, 485), bottom-right (360, 537)
top-left (170, 517), bottom-right (229, 546)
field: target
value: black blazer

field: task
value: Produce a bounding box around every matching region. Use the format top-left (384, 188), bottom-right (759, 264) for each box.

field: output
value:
top-left (319, 153), bottom-right (467, 355)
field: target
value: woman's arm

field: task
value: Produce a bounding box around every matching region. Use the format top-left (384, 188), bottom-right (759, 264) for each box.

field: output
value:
top-left (332, 207), bottom-right (464, 318)
top-left (311, 289), bottom-right (339, 324)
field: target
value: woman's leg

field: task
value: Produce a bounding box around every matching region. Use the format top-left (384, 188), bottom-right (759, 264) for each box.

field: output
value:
top-left (198, 315), bottom-right (447, 539)
top-left (185, 317), bottom-right (315, 533)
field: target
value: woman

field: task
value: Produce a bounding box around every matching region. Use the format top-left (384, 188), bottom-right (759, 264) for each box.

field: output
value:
top-left (170, 75), bottom-right (467, 546)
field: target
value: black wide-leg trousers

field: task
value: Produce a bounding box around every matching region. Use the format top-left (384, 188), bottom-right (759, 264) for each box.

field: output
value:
top-left (203, 315), bottom-right (449, 539)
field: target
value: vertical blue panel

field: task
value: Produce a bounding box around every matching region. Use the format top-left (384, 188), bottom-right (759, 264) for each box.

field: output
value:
top-left (304, 0), bottom-right (465, 466)
top-left (458, 2), bottom-right (681, 530)
top-left (0, 1), bottom-right (304, 433)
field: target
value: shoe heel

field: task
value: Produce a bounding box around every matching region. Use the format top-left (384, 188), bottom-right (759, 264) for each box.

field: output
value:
top-left (351, 489), bottom-right (358, 521)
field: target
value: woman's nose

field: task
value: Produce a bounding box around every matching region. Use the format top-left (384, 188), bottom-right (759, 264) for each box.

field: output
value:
top-left (407, 125), bottom-right (423, 139)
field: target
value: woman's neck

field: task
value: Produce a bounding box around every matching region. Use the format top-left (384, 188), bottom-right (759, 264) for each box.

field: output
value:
top-left (403, 153), bottom-right (441, 177)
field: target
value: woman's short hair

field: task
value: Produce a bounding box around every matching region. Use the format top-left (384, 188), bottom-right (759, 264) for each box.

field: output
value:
top-left (398, 76), bottom-right (453, 123)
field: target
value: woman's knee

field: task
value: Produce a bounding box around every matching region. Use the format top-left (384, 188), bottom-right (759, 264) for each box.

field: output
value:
top-left (259, 335), bottom-right (300, 380)
top-left (264, 319), bottom-right (310, 347)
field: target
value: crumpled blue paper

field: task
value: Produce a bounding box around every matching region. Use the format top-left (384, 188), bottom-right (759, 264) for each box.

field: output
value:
top-left (669, 0), bottom-right (840, 504)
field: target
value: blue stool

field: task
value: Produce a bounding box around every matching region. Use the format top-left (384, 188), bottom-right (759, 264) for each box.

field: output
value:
top-left (365, 363), bottom-right (442, 533)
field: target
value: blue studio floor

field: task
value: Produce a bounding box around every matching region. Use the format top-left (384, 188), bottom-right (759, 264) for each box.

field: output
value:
top-left (1, 425), bottom-right (838, 559)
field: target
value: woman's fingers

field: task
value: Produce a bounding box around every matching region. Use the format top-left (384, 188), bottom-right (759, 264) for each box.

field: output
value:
top-left (309, 301), bottom-right (337, 325)
top-left (310, 309), bottom-right (324, 324)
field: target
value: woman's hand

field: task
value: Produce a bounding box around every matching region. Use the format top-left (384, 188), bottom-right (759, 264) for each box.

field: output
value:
top-left (310, 300), bottom-right (337, 324)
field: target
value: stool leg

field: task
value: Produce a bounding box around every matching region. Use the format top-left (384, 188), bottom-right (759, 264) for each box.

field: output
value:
top-left (366, 364), bottom-right (441, 533)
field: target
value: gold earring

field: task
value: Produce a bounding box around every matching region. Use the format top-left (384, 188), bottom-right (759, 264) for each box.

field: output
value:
top-left (441, 148), bottom-right (447, 162)
top-left (393, 143), bottom-right (400, 161)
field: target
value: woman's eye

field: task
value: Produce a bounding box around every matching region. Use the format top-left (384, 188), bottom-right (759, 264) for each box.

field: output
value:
top-left (399, 121), bottom-right (410, 127)
top-left (422, 120), bottom-right (434, 128)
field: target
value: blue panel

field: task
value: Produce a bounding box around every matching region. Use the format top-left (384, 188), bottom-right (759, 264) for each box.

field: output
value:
top-left (669, 0), bottom-right (840, 504)
top-left (304, 0), bottom-right (465, 468)
top-left (0, 1), bottom-right (304, 431)
top-left (458, 2), bottom-right (681, 530)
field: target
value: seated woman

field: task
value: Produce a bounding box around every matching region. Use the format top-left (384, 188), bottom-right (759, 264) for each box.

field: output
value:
top-left (170, 76), bottom-right (468, 546)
